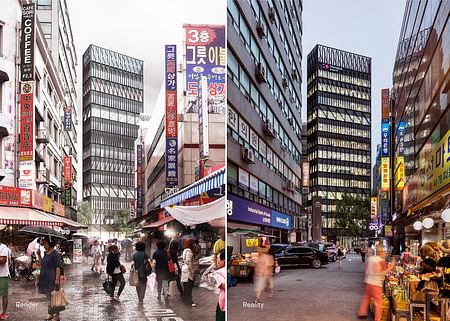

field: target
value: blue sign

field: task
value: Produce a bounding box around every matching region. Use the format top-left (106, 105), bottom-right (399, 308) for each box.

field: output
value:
top-left (381, 123), bottom-right (390, 157)
top-left (228, 194), bottom-right (292, 230)
top-left (165, 138), bottom-right (178, 187)
top-left (64, 106), bottom-right (72, 131)
top-left (398, 121), bottom-right (406, 155)
top-left (165, 45), bottom-right (176, 90)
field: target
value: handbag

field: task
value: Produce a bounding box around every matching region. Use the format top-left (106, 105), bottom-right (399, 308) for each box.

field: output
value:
top-left (102, 276), bottom-right (113, 295)
top-left (50, 288), bottom-right (69, 308)
top-left (129, 265), bottom-right (139, 286)
top-left (167, 251), bottom-right (175, 273)
top-left (120, 265), bottom-right (126, 274)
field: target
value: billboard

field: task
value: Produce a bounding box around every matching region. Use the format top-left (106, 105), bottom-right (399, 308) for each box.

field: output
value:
top-left (0, 186), bottom-right (32, 207)
top-left (198, 76), bottom-right (209, 158)
top-left (381, 89), bottom-right (390, 121)
top-left (20, 3), bottom-right (36, 81)
top-left (381, 157), bottom-right (390, 191)
top-left (165, 45), bottom-right (178, 187)
top-left (19, 82), bottom-right (34, 161)
top-left (18, 160), bottom-right (35, 189)
top-left (184, 24), bottom-right (226, 114)
top-left (381, 123), bottom-right (390, 157)
top-left (370, 197), bottom-right (378, 220)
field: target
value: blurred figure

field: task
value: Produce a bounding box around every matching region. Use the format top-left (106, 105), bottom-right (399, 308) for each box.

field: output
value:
top-left (0, 238), bottom-right (10, 320)
top-left (358, 246), bottom-right (395, 320)
top-left (132, 241), bottom-right (149, 304)
top-left (336, 246), bottom-right (344, 269)
top-left (401, 246), bottom-right (412, 264)
top-left (181, 239), bottom-right (196, 307)
top-left (91, 240), bottom-right (102, 274)
top-left (360, 244), bottom-right (366, 262)
top-left (214, 249), bottom-right (226, 321)
top-left (254, 245), bottom-right (274, 303)
top-left (152, 240), bottom-right (172, 305)
top-left (168, 240), bottom-right (184, 297)
top-left (106, 245), bottom-right (125, 302)
top-left (213, 230), bottom-right (225, 269)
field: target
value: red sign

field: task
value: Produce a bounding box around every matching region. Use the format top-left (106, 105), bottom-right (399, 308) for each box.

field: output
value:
top-left (381, 89), bottom-right (390, 120)
top-left (63, 156), bottom-right (72, 182)
top-left (0, 186), bottom-right (32, 207)
top-left (165, 91), bottom-right (178, 138)
top-left (19, 82), bottom-right (34, 161)
top-left (53, 202), bottom-right (65, 216)
top-left (185, 26), bottom-right (217, 46)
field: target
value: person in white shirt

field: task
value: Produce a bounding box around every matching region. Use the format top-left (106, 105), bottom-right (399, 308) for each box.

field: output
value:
top-left (0, 241), bottom-right (10, 320)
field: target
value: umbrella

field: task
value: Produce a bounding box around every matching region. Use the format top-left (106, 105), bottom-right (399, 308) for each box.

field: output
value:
top-left (19, 226), bottom-right (65, 239)
top-left (180, 234), bottom-right (197, 241)
top-left (86, 236), bottom-right (100, 245)
top-left (72, 233), bottom-right (88, 239)
top-left (121, 239), bottom-right (132, 247)
top-left (26, 237), bottom-right (40, 256)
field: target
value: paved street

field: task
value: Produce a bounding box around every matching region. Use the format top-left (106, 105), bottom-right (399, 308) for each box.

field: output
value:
top-left (228, 254), bottom-right (367, 321)
top-left (7, 261), bottom-right (218, 321)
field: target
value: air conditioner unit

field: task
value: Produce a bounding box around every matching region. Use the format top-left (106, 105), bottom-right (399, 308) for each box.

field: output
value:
top-left (281, 144), bottom-right (287, 153)
top-left (282, 78), bottom-right (288, 89)
top-left (291, 8), bottom-right (297, 19)
top-left (292, 70), bottom-right (298, 81)
top-left (288, 180), bottom-right (295, 191)
top-left (70, 88), bottom-right (75, 94)
top-left (241, 148), bottom-right (255, 164)
top-left (268, 7), bottom-right (276, 23)
top-left (289, 95), bottom-right (295, 103)
top-left (297, 132), bottom-right (302, 140)
top-left (255, 63), bottom-right (266, 83)
top-left (263, 120), bottom-right (276, 138)
top-left (288, 117), bottom-right (294, 125)
top-left (256, 20), bottom-right (267, 38)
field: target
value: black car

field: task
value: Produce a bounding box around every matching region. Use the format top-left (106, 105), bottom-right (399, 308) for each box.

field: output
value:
top-left (270, 243), bottom-right (290, 254)
top-left (274, 246), bottom-right (329, 269)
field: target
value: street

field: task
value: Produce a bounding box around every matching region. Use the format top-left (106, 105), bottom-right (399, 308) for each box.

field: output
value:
top-left (7, 261), bottom-right (218, 321)
top-left (228, 254), bottom-right (366, 321)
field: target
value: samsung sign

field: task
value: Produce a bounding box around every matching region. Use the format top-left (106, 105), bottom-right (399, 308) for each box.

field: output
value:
top-left (228, 194), bottom-right (292, 230)
top-left (20, 3), bottom-right (36, 81)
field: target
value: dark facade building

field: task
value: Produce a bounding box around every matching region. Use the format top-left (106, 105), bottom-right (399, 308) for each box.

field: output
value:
top-left (227, 0), bottom-right (303, 245)
top-left (82, 45), bottom-right (144, 234)
top-left (391, 1), bottom-right (450, 254)
top-left (307, 45), bottom-right (372, 241)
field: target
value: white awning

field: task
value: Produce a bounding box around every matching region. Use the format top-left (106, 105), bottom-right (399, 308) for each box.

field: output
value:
top-left (164, 197), bottom-right (225, 226)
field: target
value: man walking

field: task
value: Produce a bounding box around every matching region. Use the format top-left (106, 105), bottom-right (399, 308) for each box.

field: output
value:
top-left (0, 239), bottom-right (10, 319)
top-left (360, 244), bottom-right (366, 262)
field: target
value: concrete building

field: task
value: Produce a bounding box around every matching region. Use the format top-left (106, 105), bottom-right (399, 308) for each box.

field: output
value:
top-left (82, 45), bottom-right (143, 235)
top-left (227, 0), bottom-right (304, 245)
top-left (307, 45), bottom-right (372, 242)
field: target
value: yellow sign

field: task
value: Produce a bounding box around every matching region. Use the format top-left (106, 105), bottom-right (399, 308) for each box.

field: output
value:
top-left (384, 225), bottom-right (393, 237)
top-left (245, 238), bottom-right (259, 247)
top-left (381, 157), bottom-right (390, 191)
top-left (43, 197), bottom-right (52, 212)
top-left (395, 156), bottom-right (405, 190)
top-left (370, 197), bottom-right (378, 220)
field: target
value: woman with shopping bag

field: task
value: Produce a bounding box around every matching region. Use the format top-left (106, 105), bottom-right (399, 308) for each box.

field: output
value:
top-left (132, 241), bottom-right (150, 304)
top-left (38, 235), bottom-right (66, 321)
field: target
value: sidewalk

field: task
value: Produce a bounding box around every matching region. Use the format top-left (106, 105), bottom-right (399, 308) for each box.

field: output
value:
top-left (8, 260), bottom-right (218, 321)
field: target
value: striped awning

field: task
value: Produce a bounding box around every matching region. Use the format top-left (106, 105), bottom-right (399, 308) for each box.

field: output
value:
top-left (42, 212), bottom-right (88, 229)
top-left (161, 167), bottom-right (225, 208)
top-left (0, 207), bottom-right (63, 226)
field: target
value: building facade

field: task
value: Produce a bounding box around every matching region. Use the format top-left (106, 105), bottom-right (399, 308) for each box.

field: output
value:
top-left (391, 1), bottom-right (450, 253)
top-left (82, 45), bottom-right (143, 234)
top-left (227, 0), bottom-right (303, 245)
top-left (307, 45), bottom-right (372, 241)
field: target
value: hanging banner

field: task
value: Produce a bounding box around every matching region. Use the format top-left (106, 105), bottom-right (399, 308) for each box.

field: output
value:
top-left (19, 82), bottom-right (34, 161)
top-left (396, 156), bottom-right (405, 190)
top-left (73, 238), bottom-right (83, 264)
top-left (381, 123), bottom-right (390, 157)
top-left (198, 76), bottom-right (209, 158)
top-left (184, 24), bottom-right (226, 114)
top-left (302, 162), bottom-right (310, 187)
top-left (381, 157), bottom-right (390, 191)
top-left (371, 197), bottom-right (378, 220)
top-left (64, 106), bottom-right (72, 131)
top-left (165, 45), bottom-right (178, 187)
top-left (136, 144), bottom-right (143, 217)
top-left (63, 156), bottom-right (72, 182)
top-left (381, 89), bottom-right (390, 121)
top-left (20, 3), bottom-right (36, 81)
top-left (398, 121), bottom-right (406, 155)
top-left (18, 160), bottom-right (35, 189)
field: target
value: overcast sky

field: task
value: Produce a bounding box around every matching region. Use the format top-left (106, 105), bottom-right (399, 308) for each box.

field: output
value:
top-left (302, 0), bottom-right (407, 167)
top-left (67, 0), bottom-right (226, 116)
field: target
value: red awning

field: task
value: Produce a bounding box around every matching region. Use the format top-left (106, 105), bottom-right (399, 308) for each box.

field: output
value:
top-left (0, 207), bottom-right (63, 226)
top-left (143, 216), bottom-right (175, 229)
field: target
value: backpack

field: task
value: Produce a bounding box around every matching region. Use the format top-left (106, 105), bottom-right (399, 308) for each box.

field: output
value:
top-left (337, 248), bottom-right (343, 256)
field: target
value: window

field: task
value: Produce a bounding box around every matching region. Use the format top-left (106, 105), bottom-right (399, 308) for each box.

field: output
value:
top-left (40, 22), bottom-right (52, 39)
top-left (37, 0), bottom-right (52, 10)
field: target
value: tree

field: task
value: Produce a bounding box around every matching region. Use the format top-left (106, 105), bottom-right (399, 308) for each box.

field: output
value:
top-left (77, 201), bottom-right (92, 225)
top-left (335, 193), bottom-right (371, 238)
top-left (113, 209), bottom-right (132, 234)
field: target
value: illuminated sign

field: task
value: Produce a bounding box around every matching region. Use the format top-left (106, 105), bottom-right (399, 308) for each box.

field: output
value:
top-left (381, 157), bottom-right (390, 191)
top-left (396, 156), bottom-right (405, 190)
top-left (381, 89), bottom-right (390, 120)
top-left (381, 123), bottom-right (390, 157)
top-left (370, 197), bottom-right (378, 220)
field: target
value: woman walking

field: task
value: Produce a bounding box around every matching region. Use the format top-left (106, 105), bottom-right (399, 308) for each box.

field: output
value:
top-left (168, 240), bottom-right (184, 297)
top-left (91, 240), bottom-right (102, 274)
top-left (181, 239), bottom-right (196, 307)
top-left (152, 240), bottom-right (172, 305)
top-left (106, 245), bottom-right (125, 302)
top-left (215, 249), bottom-right (226, 321)
top-left (38, 236), bottom-right (64, 321)
top-left (132, 241), bottom-right (149, 304)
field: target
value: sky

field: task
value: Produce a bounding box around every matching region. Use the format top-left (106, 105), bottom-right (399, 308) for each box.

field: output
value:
top-left (301, 0), bottom-right (407, 168)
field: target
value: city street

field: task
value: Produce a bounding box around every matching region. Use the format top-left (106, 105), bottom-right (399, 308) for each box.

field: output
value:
top-left (7, 261), bottom-right (217, 321)
top-left (228, 254), bottom-right (366, 321)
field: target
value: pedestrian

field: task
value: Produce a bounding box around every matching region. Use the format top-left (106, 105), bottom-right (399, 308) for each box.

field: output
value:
top-left (401, 246), bottom-right (412, 264)
top-left (358, 246), bottom-right (395, 320)
top-left (106, 245), bottom-right (125, 302)
top-left (360, 244), bottom-right (366, 262)
top-left (38, 236), bottom-right (64, 321)
top-left (132, 241), bottom-right (149, 305)
top-left (152, 240), bottom-right (172, 305)
top-left (6, 243), bottom-right (13, 282)
top-left (254, 245), bottom-right (274, 303)
top-left (214, 249), bottom-right (226, 321)
top-left (168, 240), bottom-right (184, 297)
top-left (337, 246), bottom-right (344, 269)
top-left (102, 241), bottom-right (110, 265)
top-left (213, 230), bottom-right (225, 269)
top-left (181, 238), bottom-right (196, 307)
top-left (91, 240), bottom-right (102, 274)
top-left (0, 238), bottom-right (10, 320)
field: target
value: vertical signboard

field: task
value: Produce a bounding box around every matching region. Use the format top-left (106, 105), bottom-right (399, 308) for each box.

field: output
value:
top-left (381, 157), bottom-right (390, 191)
top-left (165, 45), bottom-right (178, 187)
top-left (302, 162), bottom-right (310, 187)
top-left (18, 160), bottom-right (35, 189)
top-left (19, 82), bottom-right (34, 161)
top-left (396, 156), bottom-right (405, 190)
top-left (63, 156), bottom-right (72, 182)
top-left (184, 24), bottom-right (226, 114)
top-left (381, 89), bottom-right (390, 121)
top-left (312, 196), bottom-right (322, 241)
top-left (64, 106), bottom-right (72, 131)
top-left (370, 197), bottom-right (378, 220)
top-left (198, 76), bottom-right (209, 158)
top-left (136, 144), bottom-right (143, 217)
top-left (20, 3), bottom-right (36, 81)
top-left (63, 156), bottom-right (72, 212)
top-left (398, 121), bottom-right (406, 155)
top-left (381, 123), bottom-right (390, 157)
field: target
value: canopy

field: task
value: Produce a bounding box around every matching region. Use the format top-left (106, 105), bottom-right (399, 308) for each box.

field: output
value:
top-left (0, 207), bottom-right (62, 226)
top-left (142, 216), bottom-right (175, 229)
top-left (160, 167), bottom-right (225, 208)
top-left (164, 196), bottom-right (225, 226)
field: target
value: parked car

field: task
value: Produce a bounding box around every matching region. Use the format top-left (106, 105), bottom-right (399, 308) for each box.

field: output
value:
top-left (308, 242), bottom-right (336, 262)
top-left (274, 246), bottom-right (329, 269)
top-left (270, 243), bottom-right (290, 254)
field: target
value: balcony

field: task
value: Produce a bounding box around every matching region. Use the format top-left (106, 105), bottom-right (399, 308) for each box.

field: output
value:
top-left (36, 169), bottom-right (50, 184)
top-left (0, 112), bottom-right (9, 138)
top-left (36, 127), bottom-right (49, 144)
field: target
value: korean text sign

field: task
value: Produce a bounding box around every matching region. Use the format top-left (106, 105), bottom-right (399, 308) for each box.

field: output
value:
top-left (381, 123), bottom-right (390, 157)
top-left (184, 24), bottom-right (226, 115)
top-left (165, 45), bottom-right (178, 187)
top-left (19, 82), bottom-right (34, 161)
